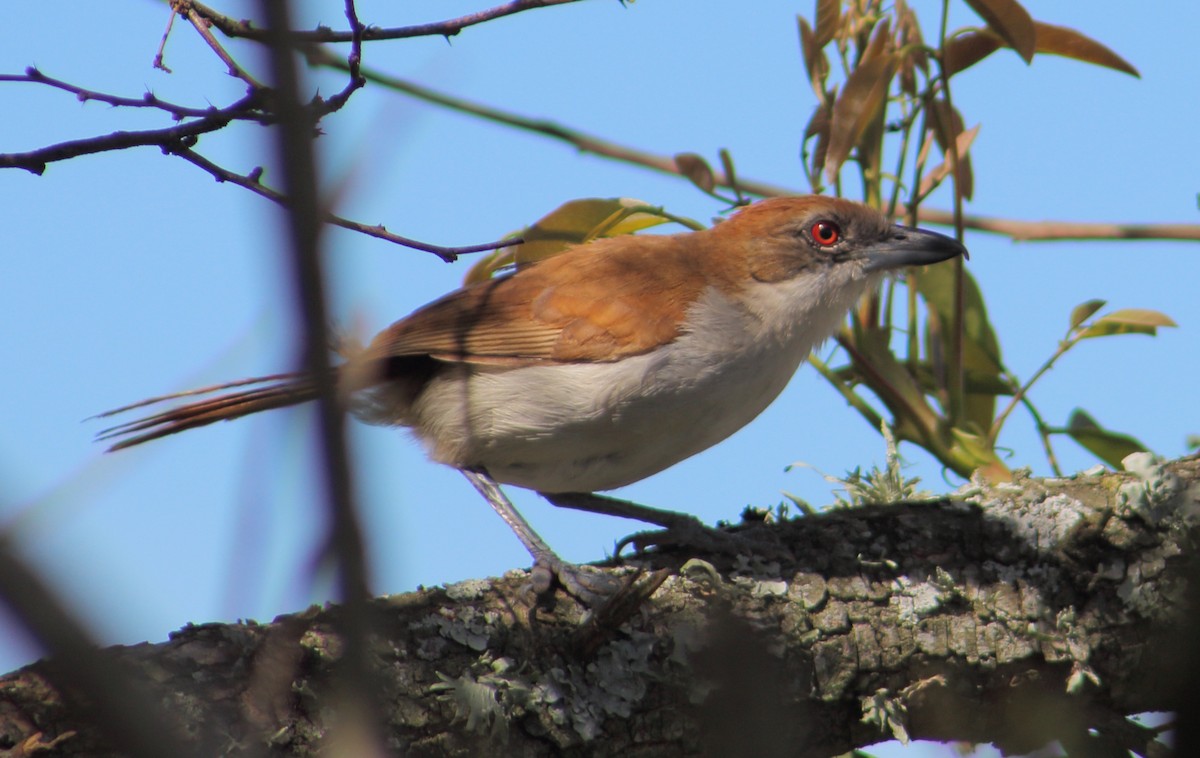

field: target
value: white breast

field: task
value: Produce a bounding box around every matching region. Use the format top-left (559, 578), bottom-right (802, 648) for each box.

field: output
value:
top-left (402, 271), bottom-right (875, 494)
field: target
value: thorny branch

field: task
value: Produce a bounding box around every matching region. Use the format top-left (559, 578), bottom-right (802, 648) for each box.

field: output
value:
top-left (174, 146), bottom-right (518, 261)
top-left (0, 89), bottom-right (261, 174)
top-left (186, 0), bottom-right (589, 44)
top-left (0, 0), bottom-right (538, 259)
top-left (3, 0), bottom-right (1198, 263)
top-left (182, 3), bottom-right (264, 89)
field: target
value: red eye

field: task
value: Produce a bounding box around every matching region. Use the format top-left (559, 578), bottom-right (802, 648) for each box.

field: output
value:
top-left (811, 220), bottom-right (841, 246)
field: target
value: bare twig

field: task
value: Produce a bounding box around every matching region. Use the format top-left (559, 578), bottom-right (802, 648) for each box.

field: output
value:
top-left (183, 4), bottom-right (264, 89)
top-left (0, 94), bottom-right (260, 175)
top-left (152, 4), bottom-right (178, 72)
top-left (313, 51), bottom-right (1200, 245)
top-left (190, 0), bottom-right (588, 43)
top-left (172, 146), bottom-right (517, 261)
top-left (320, 0), bottom-right (368, 116)
top-left (0, 68), bottom-right (262, 120)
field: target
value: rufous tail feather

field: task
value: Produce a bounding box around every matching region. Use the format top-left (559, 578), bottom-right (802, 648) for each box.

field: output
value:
top-left (94, 373), bottom-right (319, 451)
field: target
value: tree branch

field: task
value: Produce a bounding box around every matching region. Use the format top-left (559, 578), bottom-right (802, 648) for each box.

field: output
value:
top-left (0, 92), bottom-right (260, 175)
top-left (0, 68), bottom-right (254, 119)
top-left (186, 0), bottom-right (590, 44)
top-left (3, 456), bottom-right (1195, 756)
top-left (172, 146), bottom-right (515, 260)
top-left (314, 49), bottom-right (1200, 245)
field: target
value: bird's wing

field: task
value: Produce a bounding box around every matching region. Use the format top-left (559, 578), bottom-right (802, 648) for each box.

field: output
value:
top-left (364, 235), bottom-right (708, 365)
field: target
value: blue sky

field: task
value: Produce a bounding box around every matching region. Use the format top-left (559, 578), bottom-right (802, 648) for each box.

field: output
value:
top-left (2, 1), bottom-right (1197, 751)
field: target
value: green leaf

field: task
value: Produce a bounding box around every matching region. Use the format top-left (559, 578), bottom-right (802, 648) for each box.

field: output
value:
top-left (1065, 409), bottom-right (1150, 468)
top-left (674, 153), bottom-right (716, 194)
top-left (1076, 308), bottom-right (1177, 340)
top-left (463, 198), bottom-right (678, 284)
top-left (1068, 299), bottom-right (1106, 330)
top-left (949, 427), bottom-right (1011, 481)
top-left (845, 327), bottom-right (941, 442)
top-left (913, 264), bottom-right (1003, 434)
top-left (913, 264), bottom-right (1003, 376)
top-left (963, 0), bottom-right (1036, 63)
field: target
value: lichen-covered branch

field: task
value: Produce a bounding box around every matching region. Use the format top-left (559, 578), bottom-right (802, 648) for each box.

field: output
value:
top-left (2, 455), bottom-right (1195, 757)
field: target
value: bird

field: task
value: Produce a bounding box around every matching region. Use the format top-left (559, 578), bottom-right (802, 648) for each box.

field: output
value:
top-left (97, 195), bottom-right (966, 601)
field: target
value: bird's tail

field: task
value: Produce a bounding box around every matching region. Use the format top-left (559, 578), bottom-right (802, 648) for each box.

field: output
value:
top-left (94, 373), bottom-right (322, 451)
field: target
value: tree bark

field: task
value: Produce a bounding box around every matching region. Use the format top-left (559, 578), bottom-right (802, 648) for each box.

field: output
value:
top-left (2, 455), bottom-right (1196, 757)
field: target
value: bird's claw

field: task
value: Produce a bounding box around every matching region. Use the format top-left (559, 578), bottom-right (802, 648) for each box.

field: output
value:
top-left (529, 557), bottom-right (625, 606)
top-left (616, 520), bottom-right (789, 563)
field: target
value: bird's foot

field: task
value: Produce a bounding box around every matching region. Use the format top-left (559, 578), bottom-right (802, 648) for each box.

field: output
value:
top-left (529, 556), bottom-right (626, 607)
top-left (616, 519), bottom-right (789, 563)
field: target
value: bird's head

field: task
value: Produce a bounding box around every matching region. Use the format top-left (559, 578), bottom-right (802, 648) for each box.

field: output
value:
top-left (695, 195), bottom-right (967, 340)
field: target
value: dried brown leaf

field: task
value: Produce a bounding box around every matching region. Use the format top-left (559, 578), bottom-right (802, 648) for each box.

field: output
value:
top-left (1034, 22), bottom-right (1139, 77)
top-left (814, 0), bottom-right (841, 47)
top-left (803, 102), bottom-right (832, 191)
top-left (862, 18), bottom-right (893, 65)
top-left (674, 153), bottom-right (716, 193)
top-left (927, 100), bottom-right (974, 200)
top-left (945, 24), bottom-right (1138, 78)
top-left (963, 0), bottom-right (1035, 63)
top-left (914, 130), bottom-right (935, 175)
top-left (825, 54), bottom-right (895, 182)
top-left (917, 124), bottom-right (980, 200)
top-left (896, 5), bottom-right (928, 95)
top-left (943, 31), bottom-right (1004, 76)
top-left (797, 17), bottom-right (830, 94)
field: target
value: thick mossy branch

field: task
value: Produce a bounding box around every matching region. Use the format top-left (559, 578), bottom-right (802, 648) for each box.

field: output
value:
top-left (2, 456), bottom-right (1196, 757)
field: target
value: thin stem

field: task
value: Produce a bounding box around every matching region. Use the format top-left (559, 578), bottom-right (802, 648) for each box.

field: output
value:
top-left (808, 355), bottom-right (886, 431)
top-left (988, 340), bottom-right (1074, 445)
top-left (1019, 395), bottom-right (1063, 477)
top-left (936, 0), bottom-right (966, 428)
top-left (184, 6), bottom-right (264, 89)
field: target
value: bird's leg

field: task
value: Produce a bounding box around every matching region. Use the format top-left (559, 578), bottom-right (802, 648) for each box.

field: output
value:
top-left (539, 491), bottom-right (704, 530)
top-left (461, 469), bottom-right (619, 603)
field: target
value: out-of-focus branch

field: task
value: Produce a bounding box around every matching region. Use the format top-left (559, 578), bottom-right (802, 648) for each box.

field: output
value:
top-left (257, 0), bottom-right (380, 746)
top-left (315, 50), bottom-right (1200, 245)
top-left (0, 543), bottom-right (201, 758)
top-left (189, 0), bottom-right (589, 44)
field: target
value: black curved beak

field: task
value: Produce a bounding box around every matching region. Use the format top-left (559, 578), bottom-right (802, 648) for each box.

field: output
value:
top-left (862, 225), bottom-right (968, 273)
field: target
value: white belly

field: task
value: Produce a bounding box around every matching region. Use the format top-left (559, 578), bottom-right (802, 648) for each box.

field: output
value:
top-left (404, 284), bottom-right (844, 493)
